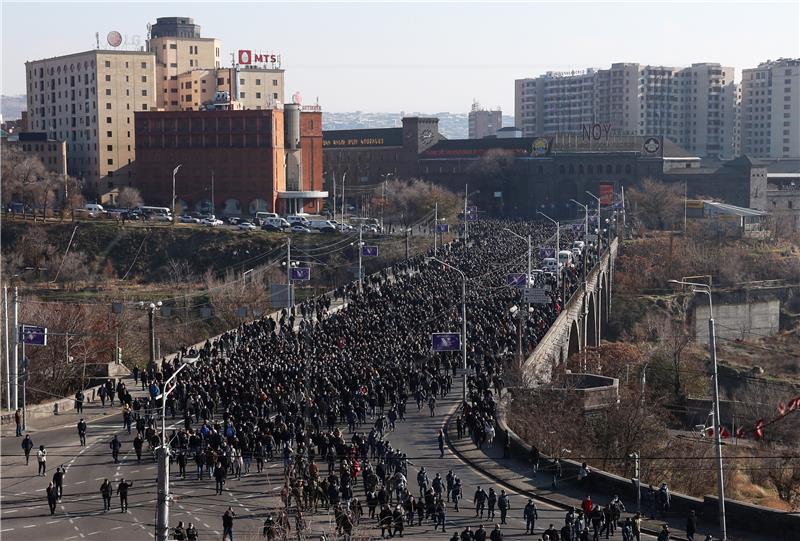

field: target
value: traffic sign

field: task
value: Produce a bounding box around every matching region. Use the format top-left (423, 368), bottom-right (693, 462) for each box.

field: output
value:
top-left (19, 325), bottom-right (47, 346)
top-left (523, 288), bottom-right (550, 305)
top-left (361, 245), bottom-right (378, 257)
top-left (506, 273), bottom-right (528, 288)
top-left (431, 332), bottom-right (461, 352)
top-left (290, 267), bottom-right (311, 281)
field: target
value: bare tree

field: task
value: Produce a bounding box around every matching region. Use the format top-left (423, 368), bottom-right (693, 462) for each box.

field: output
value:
top-left (117, 187), bottom-right (144, 209)
top-left (627, 178), bottom-right (683, 230)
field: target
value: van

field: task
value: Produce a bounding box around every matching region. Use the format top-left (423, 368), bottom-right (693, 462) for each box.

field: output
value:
top-left (255, 211), bottom-right (279, 222)
top-left (85, 203), bottom-right (105, 212)
top-left (543, 257), bottom-right (559, 272)
top-left (558, 250), bottom-right (573, 267)
top-left (266, 217), bottom-right (290, 229)
top-left (308, 219), bottom-right (337, 230)
top-left (286, 215), bottom-right (310, 226)
top-left (572, 240), bottom-right (585, 251)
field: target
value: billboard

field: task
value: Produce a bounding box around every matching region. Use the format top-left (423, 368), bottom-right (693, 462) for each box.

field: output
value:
top-left (19, 325), bottom-right (47, 346)
top-left (506, 273), bottom-right (528, 288)
top-left (289, 267), bottom-right (311, 281)
top-left (436, 224), bottom-right (449, 233)
top-left (361, 246), bottom-right (378, 257)
top-left (599, 182), bottom-right (614, 206)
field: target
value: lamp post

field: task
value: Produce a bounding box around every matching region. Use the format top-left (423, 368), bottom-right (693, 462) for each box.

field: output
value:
top-left (140, 301), bottom-right (162, 366)
top-left (668, 279), bottom-right (727, 541)
top-left (537, 211), bottom-right (559, 294)
top-left (430, 257), bottom-right (467, 402)
top-left (585, 191), bottom-right (601, 254)
top-left (171, 164), bottom-right (182, 224)
top-left (154, 357), bottom-right (199, 541)
top-left (629, 451), bottom-right (641, 515)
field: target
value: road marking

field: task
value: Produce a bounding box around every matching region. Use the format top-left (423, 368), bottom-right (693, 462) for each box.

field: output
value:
top-left (1, 529), bottom-right (14, 532)
top-left (47, 520), bottom-right (61, 524)
top-left (111, 526), bottom-right (123, 530)
top-left (87, 532), bottom-right (101, 536)
top-left (74, 481), bottom-right (86, 485)
top-left (23, 525), bottom-right (36, 528)
top-left (5, 509), bottom-right (18, 513)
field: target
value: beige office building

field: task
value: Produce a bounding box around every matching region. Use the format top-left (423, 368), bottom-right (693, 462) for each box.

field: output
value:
top-left (177, 66), bottom-right (284, 111)
top-left (740, 58), bottom-right (800, 159)
top-left (25, 49), bottom-right (156, 198)
top-left (468, 101), bottom-right (502, 139)
top-left (146, 17), bottom-right (221, 111)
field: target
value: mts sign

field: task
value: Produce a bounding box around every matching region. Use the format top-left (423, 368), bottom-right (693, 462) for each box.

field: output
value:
top-left (238, 50), bottom-right (278, 65)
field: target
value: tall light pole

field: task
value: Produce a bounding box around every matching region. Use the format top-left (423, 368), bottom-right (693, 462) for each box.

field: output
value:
top-left (141, 301), bottom-right (162, 366)
top-left (586, 191), bottom-right (602, 254)
top-left (571, 199), bottom-right (590, 358)
top-left (154, 357), bottom-right (199, 541)
top-left (430, 257), bottom-right (467, 402)
top-left (668, 279), bottom-right (727, 541)
top-left (171, 164), bottom-right (182, 224)
top-left (537, 211), bottom-right (559, 294)
top-left (341, 172), bottom-right (347, 227)
top-left (358, 225), bottom-right (364, 294)
top-left (434, 203), bottom-right (438, 256)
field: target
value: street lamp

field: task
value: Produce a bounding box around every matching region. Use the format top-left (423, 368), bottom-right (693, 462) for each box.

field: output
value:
top-left (171, 164), bottom-right (182, 224)
top-left (629, 451), bottom-right (641, 515)
top-left (537, 211), bottom-right (560, 294)
top-left (154, 357), bottom-right (199, 541)
top-left (429, 257), bottom-right (468, 402)
top-left (668, 279), bottom-right (727, 541)
top-left (140, 301), bottom-right (163, 366)
top-left (585, 191), bottom-right (601, 253)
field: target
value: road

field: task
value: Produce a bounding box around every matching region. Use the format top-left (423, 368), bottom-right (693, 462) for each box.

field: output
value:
top-left (1, 373), bottom-right (657, 541)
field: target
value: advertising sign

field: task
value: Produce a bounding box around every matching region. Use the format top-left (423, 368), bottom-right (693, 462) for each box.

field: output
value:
top-left (361, 246), bottom-right (379, 257)
top-left (539, 248), bottom-right (555, 259)
top-left (506, 273), bottom-right (528, 288)
top-left (599, 182), bottom-right (614, 206)
top-left (431, 332), bottom-right (461, 352)
top-left (436, 224), bottom-right (449, 233)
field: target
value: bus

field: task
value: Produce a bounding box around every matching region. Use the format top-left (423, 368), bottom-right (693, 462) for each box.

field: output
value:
top-left (136, 206), bottom-right (171, 217)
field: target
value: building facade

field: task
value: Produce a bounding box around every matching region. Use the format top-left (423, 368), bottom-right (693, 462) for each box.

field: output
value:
top-left (25, 49), bottom-right (157, 198)
top-left (468, 102), bottom-right (502, 139)
top-left (177, 66), bottom-right (284, 111)
top-left (146, 17), bottom-right (221, 111)
top-left (740, 58), bottom-right (800, 159)
top-left (1, 131), bottom-right (67, 175)
top-left (515, 62), bottom-right (738, 159)
top-left (134, 107), bottom-right (324, 216)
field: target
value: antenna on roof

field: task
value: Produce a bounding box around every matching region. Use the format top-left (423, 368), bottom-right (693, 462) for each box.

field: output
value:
top-left (95, 32), bottom-right (100, 49)
top-left (146, 23), bottom-right (152, 41)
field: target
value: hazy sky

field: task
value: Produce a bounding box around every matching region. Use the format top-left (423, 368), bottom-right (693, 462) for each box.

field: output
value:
top-left (2, 1), bottom-right (798, 113)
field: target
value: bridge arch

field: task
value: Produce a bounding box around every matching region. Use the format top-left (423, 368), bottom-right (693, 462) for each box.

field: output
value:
top-left (567, 319), bottom-right (580, 361)
top-left (586, 292), bottom-right (597, 347)
top-left (601, 271), bottom-right (610, 333)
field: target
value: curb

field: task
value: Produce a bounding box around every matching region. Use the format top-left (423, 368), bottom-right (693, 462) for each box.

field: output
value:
top-left (442, 405), bottom-right (682, 540)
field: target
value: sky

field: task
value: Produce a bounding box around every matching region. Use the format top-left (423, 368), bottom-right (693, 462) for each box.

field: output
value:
top-left (2, 1), bottom-right (799, 113)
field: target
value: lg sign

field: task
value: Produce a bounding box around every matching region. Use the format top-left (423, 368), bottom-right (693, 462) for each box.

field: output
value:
top-left (238, 49), bottom-right (279, 65)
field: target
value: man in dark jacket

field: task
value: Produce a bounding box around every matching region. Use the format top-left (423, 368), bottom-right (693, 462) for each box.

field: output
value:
top-left (489, 524), bottom-right (504, 541)
top-left (523, 499), bottom-right (538, 534)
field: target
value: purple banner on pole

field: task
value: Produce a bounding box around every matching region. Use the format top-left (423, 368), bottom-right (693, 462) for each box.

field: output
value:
top-left (436, 224), bottom-right (449, 233)
top-left (290, 267), bottom-right (311, 281)
top-left (431, 332), bottom-right (461, 352)
top-left (539, 248), bottom-right (555, 259)
top-left (19, 325), bottom-right (47, 346)
top-left (506, 273), bottom-right (528, 288)
top-left (361, 246), bottom-right (378, 257)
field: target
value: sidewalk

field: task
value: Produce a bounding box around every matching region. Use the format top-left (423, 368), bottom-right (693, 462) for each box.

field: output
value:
top-left (445, 411), bottom-right (775, 541)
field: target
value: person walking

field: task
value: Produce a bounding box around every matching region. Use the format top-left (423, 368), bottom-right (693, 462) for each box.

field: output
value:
top-left (172, 521), bottom-right (187, 541)
top-left (110, 435), bottom-right (122, 463)
top-left (14, 408), bottom-right (22, 437)
top-left (438, 429), bottom-right (445, 458)
top-left (46, 481), bottom-right (58, 515)
top-left (222, 506), bottom-right (236, 541)
top-left (489, 524), bottom-right (504, 541)
top-left (53, 466), bottom-right (65, 501)
top-left (75, 390), bottom-right (84, 414)
top-left (686, 510), bottom-right (697, 541)
top-left (117, 478), bottom-right (133, 512)
top-left (100, 479), bottom-right (113, 511)
top-left (523, 499), bottom-right (538, 534)
top-left (497, 490), bottom-right (510, 525)
top-left (21, 434), bottom-right (34, 465)
top-left (37, 445), bottom-right (47, 476)
top-left (133, 433), bottom-right (143, 463)
top-left (77, 418), bottom-right (87, 446)
top-left (186, 523), bottom-right (198, 541)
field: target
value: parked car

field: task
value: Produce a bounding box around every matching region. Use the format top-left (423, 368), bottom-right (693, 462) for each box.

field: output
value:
top-left (152, 214), bottom-right (173, 222)
top-left (201, 215), bottom-right (223, 227)
top-left (319, 226), bottom-right (338, 234)
top-left (227, 217), bottom-right (242, 225)
top-left (335, 222), bottom-right (353, 232)
top-left (290, 224), bottom-right (313, 233)
top-left (261, 223), bottom-right (283, 232)
top-left (238, 221), bottom-right (257, 231)
top-left (286, 215), bottom-right (311, 227)
top-left (264, 217), bottom-right (291, 230)
top-left (179, 215), bottom-right (200, 224)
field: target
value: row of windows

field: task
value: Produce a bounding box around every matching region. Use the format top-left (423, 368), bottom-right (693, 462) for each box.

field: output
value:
top-left (137, 135), bottom-right (274, 149)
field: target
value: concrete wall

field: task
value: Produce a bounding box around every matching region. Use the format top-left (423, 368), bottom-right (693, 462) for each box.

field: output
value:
top-left (694, 299), bottom-right (780, 344)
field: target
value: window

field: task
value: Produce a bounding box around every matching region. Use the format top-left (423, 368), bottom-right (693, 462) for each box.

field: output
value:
top-left (240, 92), bottom-right (246, 98)
top-left (106, 103), bottom-right (112, 109)
top-left (105, 61), bottom-right (111, 67)
top-left (142, 89), bottom-right (148, 96)
top-left (217, 77), bottom-right (224, 85)
top-left (142, 104), bottom-right (148, 110)
top-left (256, 92), bottom-right (261, 99)
top-left (256, 79), bottom-right (261, 85)
top-left (240, 78), bottom-right (245, 85)
top-left (107, 158), bottom-right (113, 165)
top-left (273, 93), bottom-right (278, 99)
top-left (107, 131), bottom-right (112, 137)
top-left (106, 117), bottom-right (112, 123)
top-left (105, 74), bottom-right (111, 82)
top-left (170, 44), bottom-right (177, 49)
top-left (141, 76), bottom-right (147, 83)
top-left (107, 145), bottom-right (113, 151)
top-left (273, 79), bottom-right (278, 86)
top-left (105, 89), bottom-right (111, 95)
top-left (170, 63), bottom-right (177, 68)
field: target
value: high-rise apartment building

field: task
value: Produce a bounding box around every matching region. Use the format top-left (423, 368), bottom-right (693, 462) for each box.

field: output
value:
top-left (515, 62), bottom-right (738, 159)
top-left (25, 49), bottom-right (156, 197)
top-left (146, 17), bottom-right (221, 111)
top-left (740, 58), bottom-right (800, 159)
top-left (468, 101), bottom-right (502, 139)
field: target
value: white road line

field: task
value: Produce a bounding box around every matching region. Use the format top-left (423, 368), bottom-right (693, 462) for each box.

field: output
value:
top-left (74, 481), bottom-right (86, 485)
top-left (87, 531), bottom-right (101, 536)
top-left (1, 528), bottom-right (15, 532)
top-left (111, 526), bottom-right (123, 530)
top-left (47, 520), bottom-right (61, 524)
top-left (23, 524), bottom-right (37, 528)
top-left (5, 509), bottom-right (18, 513)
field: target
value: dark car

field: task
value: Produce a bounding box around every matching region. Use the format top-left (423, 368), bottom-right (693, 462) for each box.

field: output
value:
top-left (261, 223), bottom-right (282, 232)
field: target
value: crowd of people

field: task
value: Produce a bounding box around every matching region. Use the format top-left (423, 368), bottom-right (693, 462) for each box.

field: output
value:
top-left (21, 219), bottom-right (623, 540)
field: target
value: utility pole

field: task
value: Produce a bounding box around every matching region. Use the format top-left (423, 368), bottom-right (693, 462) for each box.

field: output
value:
top-left (12, 287), bottom-right (18, 410)
top-left (381, 177), bottom-right (386, 232)
top-left (630, 451), bottom-right (641, 515)
top-left (464, 183), bottom-right (469, 242)
top-left (358, 225), bottom-right (363, 294)
top-left (341, 172), bottom-right (347, 227)
top-left (3, 286), bottom-right (9, 410)
top-left (286, 238), bottom-right (292, 312)
top-left (147, 303), bottom-right (159, 365)
top-left (171, 164), bottom-right (181, 224)
top-left (405, 229), bottom-right (410, 259)
top-left (211, 169), bottom-right (215, 217)
top-left (332, 172), bottom-right (336, 221)
top-left (708, 313), bottom-right (727, 541)
top-left (434, 203), bottom-right (438, 257)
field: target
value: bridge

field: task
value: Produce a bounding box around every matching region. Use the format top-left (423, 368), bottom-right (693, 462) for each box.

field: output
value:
top-left (524, 237), bottom-right (619, 385)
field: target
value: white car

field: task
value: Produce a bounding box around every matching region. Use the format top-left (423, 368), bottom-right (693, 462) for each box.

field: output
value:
top-left (179, 215), bottom-right (200, 224)
top-left (238, 221), bottom-right (257, 231)
top-left (153, 214), bottom-right (173, 222)
top-left (290, 224), bottom-right (313, 233)
top-left (201, 216), bottom-right (223, 227)
top-left (335, 222), bottom-right (353, 232)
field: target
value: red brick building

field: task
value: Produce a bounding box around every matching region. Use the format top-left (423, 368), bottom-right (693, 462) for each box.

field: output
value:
top-left (134, 107), bottom-right (325, 216)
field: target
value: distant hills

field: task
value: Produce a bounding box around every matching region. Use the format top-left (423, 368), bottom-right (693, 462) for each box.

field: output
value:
top-left (2, 95), bottom-right (514, 140)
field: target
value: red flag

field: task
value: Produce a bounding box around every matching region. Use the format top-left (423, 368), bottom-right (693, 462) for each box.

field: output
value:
top-left (735, 427), bottom-right (746, 439)
top-left (778, 403), bottom-right (786, 416)
top-left (720, 426), bottom-right (730, 439)
top-left (754, 419), bottom-right (765, 440)
top-left (787, 396), bottom-right (800, 412)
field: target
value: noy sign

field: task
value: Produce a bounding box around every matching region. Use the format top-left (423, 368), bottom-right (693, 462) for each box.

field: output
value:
top-left (238, 49), bottom-right (281, 66)
top-left (581, 123), bottom-right (612, 142)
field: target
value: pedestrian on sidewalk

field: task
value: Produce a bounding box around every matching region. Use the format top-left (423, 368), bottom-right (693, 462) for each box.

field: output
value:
top-left (529, 445), bottom-right (539, 475)
top-left (99, 385), bottom-right (107, 407)
top-left (77, 418), bottom-right (87, 446)
top-left (686, 509), bottom-right (697, 540)
top-left (657, 525), bottom-right (670, 541)
top-left (489, 524), bottom-right (503, 541)
top-left (21, 434), bottom-right (34, 465)
top-left (100, 479), bottom-right (113, 511)
top-left (172, 521), bottom-right (187, 541)
top-left (523, 499), bottom-right (538, 534)
top-left (497, 490), bottom-right (510, 524)
top-left (110, 434), bottom-right (122, 463)
top-left (222, 507), bottom-right (236, 541)
top-left (186, 522), bottom-right (198, 541)
top-left (37, 445), bottom-right (47, 476)
top-left (53, 466), bottom-right (65, 500)
top-left (75, 390), bottom-right (84, 413)
top-left (46, 481), bottom-right (58, 515)
top-left (14, 408), bottom-right (22, 437)
top-left (438, 429), bottom-right (445, 458)
top-left (117, 478), bottom-right (133, 512)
